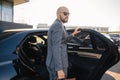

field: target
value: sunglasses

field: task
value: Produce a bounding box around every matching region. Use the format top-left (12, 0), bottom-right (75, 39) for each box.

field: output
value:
top-left (63, 12), bottom-right (70, 16)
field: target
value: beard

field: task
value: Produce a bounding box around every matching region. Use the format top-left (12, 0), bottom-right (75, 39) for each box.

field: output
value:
top-left (61, 19), bottom-right (68, 23)
top-left (60, 16), bottom-right (68, 23)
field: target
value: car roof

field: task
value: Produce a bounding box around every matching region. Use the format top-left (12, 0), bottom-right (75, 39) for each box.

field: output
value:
top-left (2, 28), bottom-right (49, 32)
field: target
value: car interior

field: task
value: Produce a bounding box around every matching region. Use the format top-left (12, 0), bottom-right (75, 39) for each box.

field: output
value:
top-left (12, 31), bottom-right (109, 80)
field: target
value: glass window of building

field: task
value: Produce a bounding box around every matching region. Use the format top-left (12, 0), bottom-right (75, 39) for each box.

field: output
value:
top-left (0, 0), bottom-right (1, 20)
top-left (2, 0), bottom-right (13, 22)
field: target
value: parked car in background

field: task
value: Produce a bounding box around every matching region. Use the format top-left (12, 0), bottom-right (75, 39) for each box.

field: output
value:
top-left (0, 28), bottom-right (120, 80)
top-left (109, 34), bottom-right (120, 46)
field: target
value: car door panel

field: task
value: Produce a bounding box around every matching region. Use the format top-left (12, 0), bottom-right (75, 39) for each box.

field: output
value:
top-left (0, 31), bottom-right (32, 80)
top-left (0, 60), bottom-right (17, 80)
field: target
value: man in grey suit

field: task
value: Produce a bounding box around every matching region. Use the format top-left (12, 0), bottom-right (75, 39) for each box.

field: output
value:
top-left (46, 6), bottom-right (80, 80)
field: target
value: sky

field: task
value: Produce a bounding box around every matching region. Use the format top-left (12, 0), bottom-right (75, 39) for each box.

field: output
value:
top-left (14, 0), bottom-right (120, 31)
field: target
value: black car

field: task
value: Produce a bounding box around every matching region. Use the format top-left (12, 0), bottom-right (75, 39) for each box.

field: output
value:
top-left (0, 28), bottom-right (119, 80)
top-left (109, 34), bottom-right (120, 46)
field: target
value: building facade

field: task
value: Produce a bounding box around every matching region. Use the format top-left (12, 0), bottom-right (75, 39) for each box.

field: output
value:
top-left (0, 0), bottom-right (29, 22)
top-left (0, 0), bottom-right (32, 30)
top-left (0, 0), bottom-right (13, 22)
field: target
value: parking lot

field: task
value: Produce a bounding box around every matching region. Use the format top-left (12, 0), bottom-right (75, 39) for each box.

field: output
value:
top-left (101, 47), bottom-right (120, 80)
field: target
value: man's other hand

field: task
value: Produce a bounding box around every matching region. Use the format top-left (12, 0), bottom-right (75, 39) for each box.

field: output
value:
top-left (57, 70), bottom-right (65, 79)
top-left (72, 27), bottom-right (81, 36)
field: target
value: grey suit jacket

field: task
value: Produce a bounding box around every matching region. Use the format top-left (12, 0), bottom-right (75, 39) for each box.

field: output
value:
top-left (46, 19), bottom-right (73, 71)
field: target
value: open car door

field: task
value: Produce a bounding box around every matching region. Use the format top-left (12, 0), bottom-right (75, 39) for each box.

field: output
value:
top-left (67, 29), bottom-right (120, 80)
top-left (12, 32), bottom-right (49, 80)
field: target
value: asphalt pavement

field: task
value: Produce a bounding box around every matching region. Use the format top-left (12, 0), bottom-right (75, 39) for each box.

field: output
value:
top-left (101, 46), bottom-right (120, 80)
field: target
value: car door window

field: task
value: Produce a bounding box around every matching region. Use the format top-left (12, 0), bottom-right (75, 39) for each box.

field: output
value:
top-left (94, 35), bottom-right (107, 52)
top-left (67, 31), bottom-right (94, 52)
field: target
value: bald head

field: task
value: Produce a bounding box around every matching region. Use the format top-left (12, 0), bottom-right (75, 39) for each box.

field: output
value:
top-left (56, 6), bottom-right (70, 23)
top-left (57, 6), bottom-right (69, 14)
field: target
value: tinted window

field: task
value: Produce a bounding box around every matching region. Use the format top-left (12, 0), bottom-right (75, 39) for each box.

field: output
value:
top-left (68, 31), bottom-right (93, 48)
top-left (94, 35), bottom-right (106, 51)
top-left (0, 0), bottom-right (1, 20)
